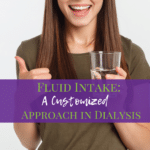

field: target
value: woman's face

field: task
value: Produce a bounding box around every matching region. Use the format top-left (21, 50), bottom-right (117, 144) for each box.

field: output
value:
top-left (57, 0), bottom-right (103, 27)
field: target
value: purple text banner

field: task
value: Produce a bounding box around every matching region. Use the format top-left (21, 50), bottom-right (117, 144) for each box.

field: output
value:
top-left (0, 79), bottom-right (150, 123)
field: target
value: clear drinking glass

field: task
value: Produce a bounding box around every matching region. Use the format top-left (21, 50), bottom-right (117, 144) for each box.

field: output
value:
top-left (90, 51), bottom-right (121, 79)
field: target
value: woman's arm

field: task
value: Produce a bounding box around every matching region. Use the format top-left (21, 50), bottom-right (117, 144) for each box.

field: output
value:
top-left (114, 123), bottom-right (150, 150)
top-left (13, 123), bottom-right (41, 150)
top-left (106, 67), bottom-right (150, 149)
top-left (14, 56), bottom-right (52, 149)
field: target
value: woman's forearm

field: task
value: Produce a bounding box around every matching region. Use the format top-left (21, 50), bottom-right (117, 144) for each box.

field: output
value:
top-left (13, 123), bottom-right (41, 150)
top-left (114, 123), bottom-right (150, 150)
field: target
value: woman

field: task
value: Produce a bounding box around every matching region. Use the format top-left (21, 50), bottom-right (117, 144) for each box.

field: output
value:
top-left (14, 0), bottom-right (150, 150)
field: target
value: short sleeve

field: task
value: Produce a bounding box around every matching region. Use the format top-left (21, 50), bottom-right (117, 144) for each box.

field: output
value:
top-left (129, 43), bottom-right (150, 79)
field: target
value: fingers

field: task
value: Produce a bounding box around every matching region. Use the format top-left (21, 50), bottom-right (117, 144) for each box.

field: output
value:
top-left (116, 67), bottom-right (127, 78)
top-left (105, 74), bottom-right (125, 79)
top-left (105, 67), bottom-right (127, 79)
top-left (15, 56), bottom-right (28, 74)
top-left (31, 73), bottom-right (52, 79)
top-left (30, 68), bottom-right (50, 75)
top-left (94, 72), bottom-right (101, 79)
top-left (91, 67), bottom-right (101, 79)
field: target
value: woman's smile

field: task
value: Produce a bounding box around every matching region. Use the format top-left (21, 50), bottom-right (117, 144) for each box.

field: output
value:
top-left (68, 4), bottom-right (92, 18)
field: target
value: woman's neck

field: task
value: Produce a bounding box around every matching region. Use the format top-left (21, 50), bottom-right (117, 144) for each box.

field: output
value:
top-left (65, 17), bottom-right (97, 48)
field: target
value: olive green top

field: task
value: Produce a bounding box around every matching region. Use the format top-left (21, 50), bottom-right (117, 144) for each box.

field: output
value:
top-left (15, 35), bottom-right (150, 150)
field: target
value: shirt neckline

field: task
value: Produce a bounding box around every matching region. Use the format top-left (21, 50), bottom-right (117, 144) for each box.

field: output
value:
top-left (68, 52), bottom-right (90, 56)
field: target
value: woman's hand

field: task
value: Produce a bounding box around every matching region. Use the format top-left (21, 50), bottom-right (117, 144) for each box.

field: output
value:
top-left (15, 56), bottom-right (52, 79)
top-left (105, 67), bottom-right (127, 79)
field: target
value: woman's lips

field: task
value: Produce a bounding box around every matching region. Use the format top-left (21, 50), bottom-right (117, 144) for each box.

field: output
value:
top-left (69, 5), bottom-right (92, 17)
top-left (70, 4), bottom-right (91, 6)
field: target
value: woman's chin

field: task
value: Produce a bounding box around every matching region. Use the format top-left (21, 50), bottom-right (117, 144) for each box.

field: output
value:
top-left (68, 19), bottom-right (91, 28)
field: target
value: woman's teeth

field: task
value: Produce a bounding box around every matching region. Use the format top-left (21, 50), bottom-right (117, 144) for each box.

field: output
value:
top-left (69, 5), bottom-right (91, 11)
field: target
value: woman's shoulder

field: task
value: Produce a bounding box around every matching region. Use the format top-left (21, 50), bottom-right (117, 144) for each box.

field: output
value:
top-left (120, 35), bottom-right (146, 66)
top-left (17, 34), bottom-right (41, 52)
top-left (120, 35), bottom-right (150, 79)
top-left (121, 35), bottom-right (145, 61)
top-left (20, 34), bottom-right (41, 51)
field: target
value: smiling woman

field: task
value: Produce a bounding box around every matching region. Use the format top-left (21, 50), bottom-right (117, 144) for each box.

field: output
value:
top-left (14, 0), bottom-right (150, 150)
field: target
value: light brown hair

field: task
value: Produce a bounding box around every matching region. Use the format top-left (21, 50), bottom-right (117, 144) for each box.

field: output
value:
top-left (36, 0), bottom-right (131, 79)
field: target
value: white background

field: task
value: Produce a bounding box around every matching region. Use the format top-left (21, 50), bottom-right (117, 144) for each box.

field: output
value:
top-left (0, 0), bottom-right (150, 149)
